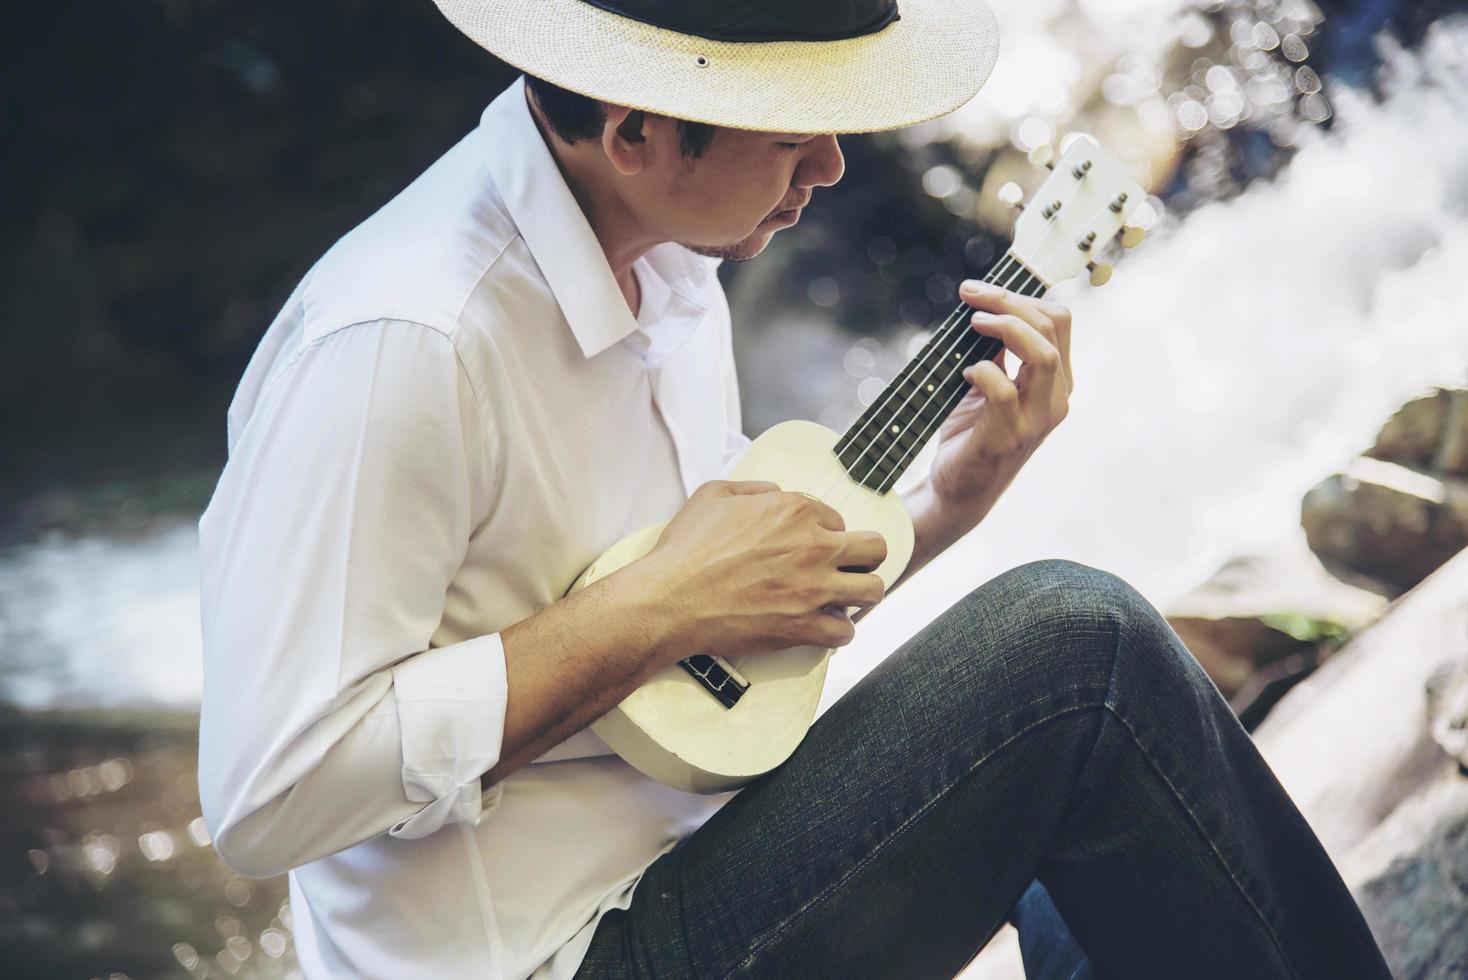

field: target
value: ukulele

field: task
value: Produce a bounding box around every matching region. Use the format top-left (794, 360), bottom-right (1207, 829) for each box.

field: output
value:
top-left (568, 135), bottom-right (1149, 792)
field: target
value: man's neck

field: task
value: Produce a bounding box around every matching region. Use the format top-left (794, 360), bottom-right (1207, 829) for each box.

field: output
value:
top-left (524, 86), bottom-right (652, 317)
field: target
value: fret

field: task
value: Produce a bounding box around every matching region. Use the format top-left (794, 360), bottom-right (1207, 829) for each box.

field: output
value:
top-left (834, 251), bottom-right (1047, 493)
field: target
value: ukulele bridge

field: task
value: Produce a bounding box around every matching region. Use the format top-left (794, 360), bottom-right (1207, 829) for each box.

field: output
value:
top-left (679, 654), bottom-right (751, 709)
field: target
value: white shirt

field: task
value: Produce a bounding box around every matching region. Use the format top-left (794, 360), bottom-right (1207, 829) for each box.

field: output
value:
top-left (197, 75), bottom-right (749, 979)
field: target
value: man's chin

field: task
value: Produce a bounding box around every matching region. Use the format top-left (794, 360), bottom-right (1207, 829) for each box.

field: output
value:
top-left (680, 233), bottom-right (770, 263)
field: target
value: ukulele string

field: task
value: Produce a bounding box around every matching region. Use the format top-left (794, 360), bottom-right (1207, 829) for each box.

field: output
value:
top-left (831, 253), bottom-right (1026, 460)
top-left (851, 240), bottom-right (1056, 489)
top-left (810, 173), bottom-right (1118, 582)
top-left (808, 257), bottom-right (1037, 578)
top-left (889, 192), bottom-right (1123, 476)
top-left (851, 181), bottom-right (1109, 489)
top-left (818, 254), bottom-right (1045, 517)
top-left (827, 254), bottom-right (1023, 506)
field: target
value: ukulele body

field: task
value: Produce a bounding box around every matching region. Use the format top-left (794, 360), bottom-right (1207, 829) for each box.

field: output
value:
top-left (568, 418), bottom-right (915, 793)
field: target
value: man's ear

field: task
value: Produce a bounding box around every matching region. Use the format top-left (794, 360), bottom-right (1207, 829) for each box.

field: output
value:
top-left (602, 105), bottom-right (648, 177)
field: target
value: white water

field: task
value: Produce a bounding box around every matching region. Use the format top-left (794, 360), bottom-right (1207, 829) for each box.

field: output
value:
top-left (1, 18), bottom-right (1465, 712)
top-left (0, 521), bottom-right (204, 709)
top-left (829, 17), bottom-right (1468, 705)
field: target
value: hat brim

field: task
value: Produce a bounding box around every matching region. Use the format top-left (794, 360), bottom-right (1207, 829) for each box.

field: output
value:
top-left (431, 0), bottom-right (1000, 134)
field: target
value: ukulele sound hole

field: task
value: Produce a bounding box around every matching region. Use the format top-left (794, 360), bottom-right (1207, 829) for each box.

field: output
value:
top-left (679, 654), bottom-right (750, 709)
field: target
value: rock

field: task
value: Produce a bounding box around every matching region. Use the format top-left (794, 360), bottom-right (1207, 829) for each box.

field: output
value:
top-left (1252, 546), bottom-right (1468, 978)
top-left (1425, 660), bottom-right (1468, 775)
top-left (1365, 385), bottom-right (1468, 475)
top-left (1338, 772), bottom-right (1468, 980)
top-left (1167, 614), bottom-right (1313, 698)
top-left (1300, 456), bottom-right (1468, 592)
top-left (1162, 529), bottom-right (1391, 700)
top-left (1228, 646), bottom-right (1324, 734)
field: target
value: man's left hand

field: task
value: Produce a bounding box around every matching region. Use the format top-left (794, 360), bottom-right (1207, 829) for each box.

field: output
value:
top-left (926, 278), bottom-right (1074, 522)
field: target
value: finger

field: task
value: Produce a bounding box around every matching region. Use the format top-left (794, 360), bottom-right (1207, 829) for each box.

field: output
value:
top-left (787, 491), bottom-right (846, 533)
top-left (827, 570), bottom-right (886, 609)
top-left (809, 610), bottom-right (857, 648)
top-left (834, 529), bottom-right (888, 571)
top-left (962, 360), bottom-right (1023, 438)
top-left (959, 280), bottom-right (1069, 384)
top-left (1035, 299), bottom-right (1074, 392)
top-left (969, 311), bottom-right (1060, 393)
top-left (958, 280), bottom-right (1053, 333)
top-left (958, 279), bottom-right (1037, 316)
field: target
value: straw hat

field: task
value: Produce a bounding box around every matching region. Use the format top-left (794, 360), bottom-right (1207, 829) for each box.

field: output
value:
top-left (429, 0), bottom-right (1001, 134)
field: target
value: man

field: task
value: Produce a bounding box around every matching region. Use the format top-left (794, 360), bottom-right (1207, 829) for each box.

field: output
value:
top-left (197, 1), bottom-right (1394, 977)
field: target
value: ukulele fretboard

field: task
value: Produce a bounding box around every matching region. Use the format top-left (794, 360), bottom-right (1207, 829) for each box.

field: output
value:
top-left (834, 252), bottom-right (1048, 494)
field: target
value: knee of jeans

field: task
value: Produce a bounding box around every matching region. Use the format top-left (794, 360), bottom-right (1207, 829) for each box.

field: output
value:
top-left (982, 559), bottom-right (1214, 702)
top-left (960, 559), bottom-right (1178, 692)
top-left (972, 558), bottom-right (1141, 628)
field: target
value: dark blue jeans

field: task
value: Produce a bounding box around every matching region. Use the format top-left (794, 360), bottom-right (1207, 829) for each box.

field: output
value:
top-left (571, 559), bottom-right (1391, 979)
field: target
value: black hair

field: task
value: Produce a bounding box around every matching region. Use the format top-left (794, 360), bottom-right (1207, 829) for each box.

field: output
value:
top-left (523, 73), bottom-right (718, 161)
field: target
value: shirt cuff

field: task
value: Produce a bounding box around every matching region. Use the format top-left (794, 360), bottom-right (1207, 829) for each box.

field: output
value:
top-left (386, 632), bottom-right (509, 840)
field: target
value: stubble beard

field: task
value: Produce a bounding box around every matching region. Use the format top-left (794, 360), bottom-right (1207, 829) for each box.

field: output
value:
top-left (680, 235), bottom-right (765, 263)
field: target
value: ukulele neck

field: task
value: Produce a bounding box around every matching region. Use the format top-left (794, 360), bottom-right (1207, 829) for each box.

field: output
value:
top-left (833, 250), bottom-right (1049, 494)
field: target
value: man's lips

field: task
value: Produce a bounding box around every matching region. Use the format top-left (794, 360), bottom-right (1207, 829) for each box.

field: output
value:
top-left (764, 206), bottom-right (803, 226)
top-left (766, 196), bottom-right (811, 223)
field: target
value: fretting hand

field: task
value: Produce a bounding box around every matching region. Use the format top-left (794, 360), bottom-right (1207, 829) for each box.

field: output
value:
top-left (925, 279), bottom-right (1075, 521)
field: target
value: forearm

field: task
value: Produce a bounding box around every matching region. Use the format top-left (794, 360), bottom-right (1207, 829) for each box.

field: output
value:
top-left (484, 474), bottom-right (984, 779)
top-left (205, 571), bottom-right (678, 874)
top-left (852, 477), bottom-right (988, 622)
top-left (481, 563), bottom-right (683, 789)
top-left (898, 479), bottom-right (981, 588)
top-left (886, 475), bottom-right (980, 589)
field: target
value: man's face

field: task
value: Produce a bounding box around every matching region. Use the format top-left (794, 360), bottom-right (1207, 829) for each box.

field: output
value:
top-left (630, 122), bottom-right (847, 262)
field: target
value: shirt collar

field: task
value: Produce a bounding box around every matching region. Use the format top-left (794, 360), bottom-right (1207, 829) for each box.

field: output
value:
top-left (479, 76), bottom-right (715, 360)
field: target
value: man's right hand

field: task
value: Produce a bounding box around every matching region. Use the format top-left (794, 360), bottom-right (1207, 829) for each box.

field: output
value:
top-left (632, 480), bottom-right (888, 669)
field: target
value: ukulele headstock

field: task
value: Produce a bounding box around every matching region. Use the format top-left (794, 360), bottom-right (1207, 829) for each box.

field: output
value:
top-left (1001, 136), bottom-right (1150, 288)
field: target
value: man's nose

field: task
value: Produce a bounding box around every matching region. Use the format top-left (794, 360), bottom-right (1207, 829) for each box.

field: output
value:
top-left (798, 134), bottom-right (845, 189)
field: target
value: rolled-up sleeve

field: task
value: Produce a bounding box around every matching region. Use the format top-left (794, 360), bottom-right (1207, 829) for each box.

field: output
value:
top-left (197, 317), bottom-right (506, 878)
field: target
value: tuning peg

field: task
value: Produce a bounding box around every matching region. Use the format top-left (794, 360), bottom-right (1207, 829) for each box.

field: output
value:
top-left (1119, 224), bottom-right (1146, 249)
top-left (1087, 260), bottom-right (1114, 287)
top-left (1027, 144), bottom-right (1055, 171)
top-left (997, 181), bottom-right (1025, 210)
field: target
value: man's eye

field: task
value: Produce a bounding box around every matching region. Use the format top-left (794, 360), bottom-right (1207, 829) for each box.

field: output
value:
top-left (778, 142), bottom-right (803, 150)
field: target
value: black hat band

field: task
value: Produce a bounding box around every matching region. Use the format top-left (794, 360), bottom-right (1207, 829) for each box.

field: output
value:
top-left (577, 0), bottom-right (901, 43)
